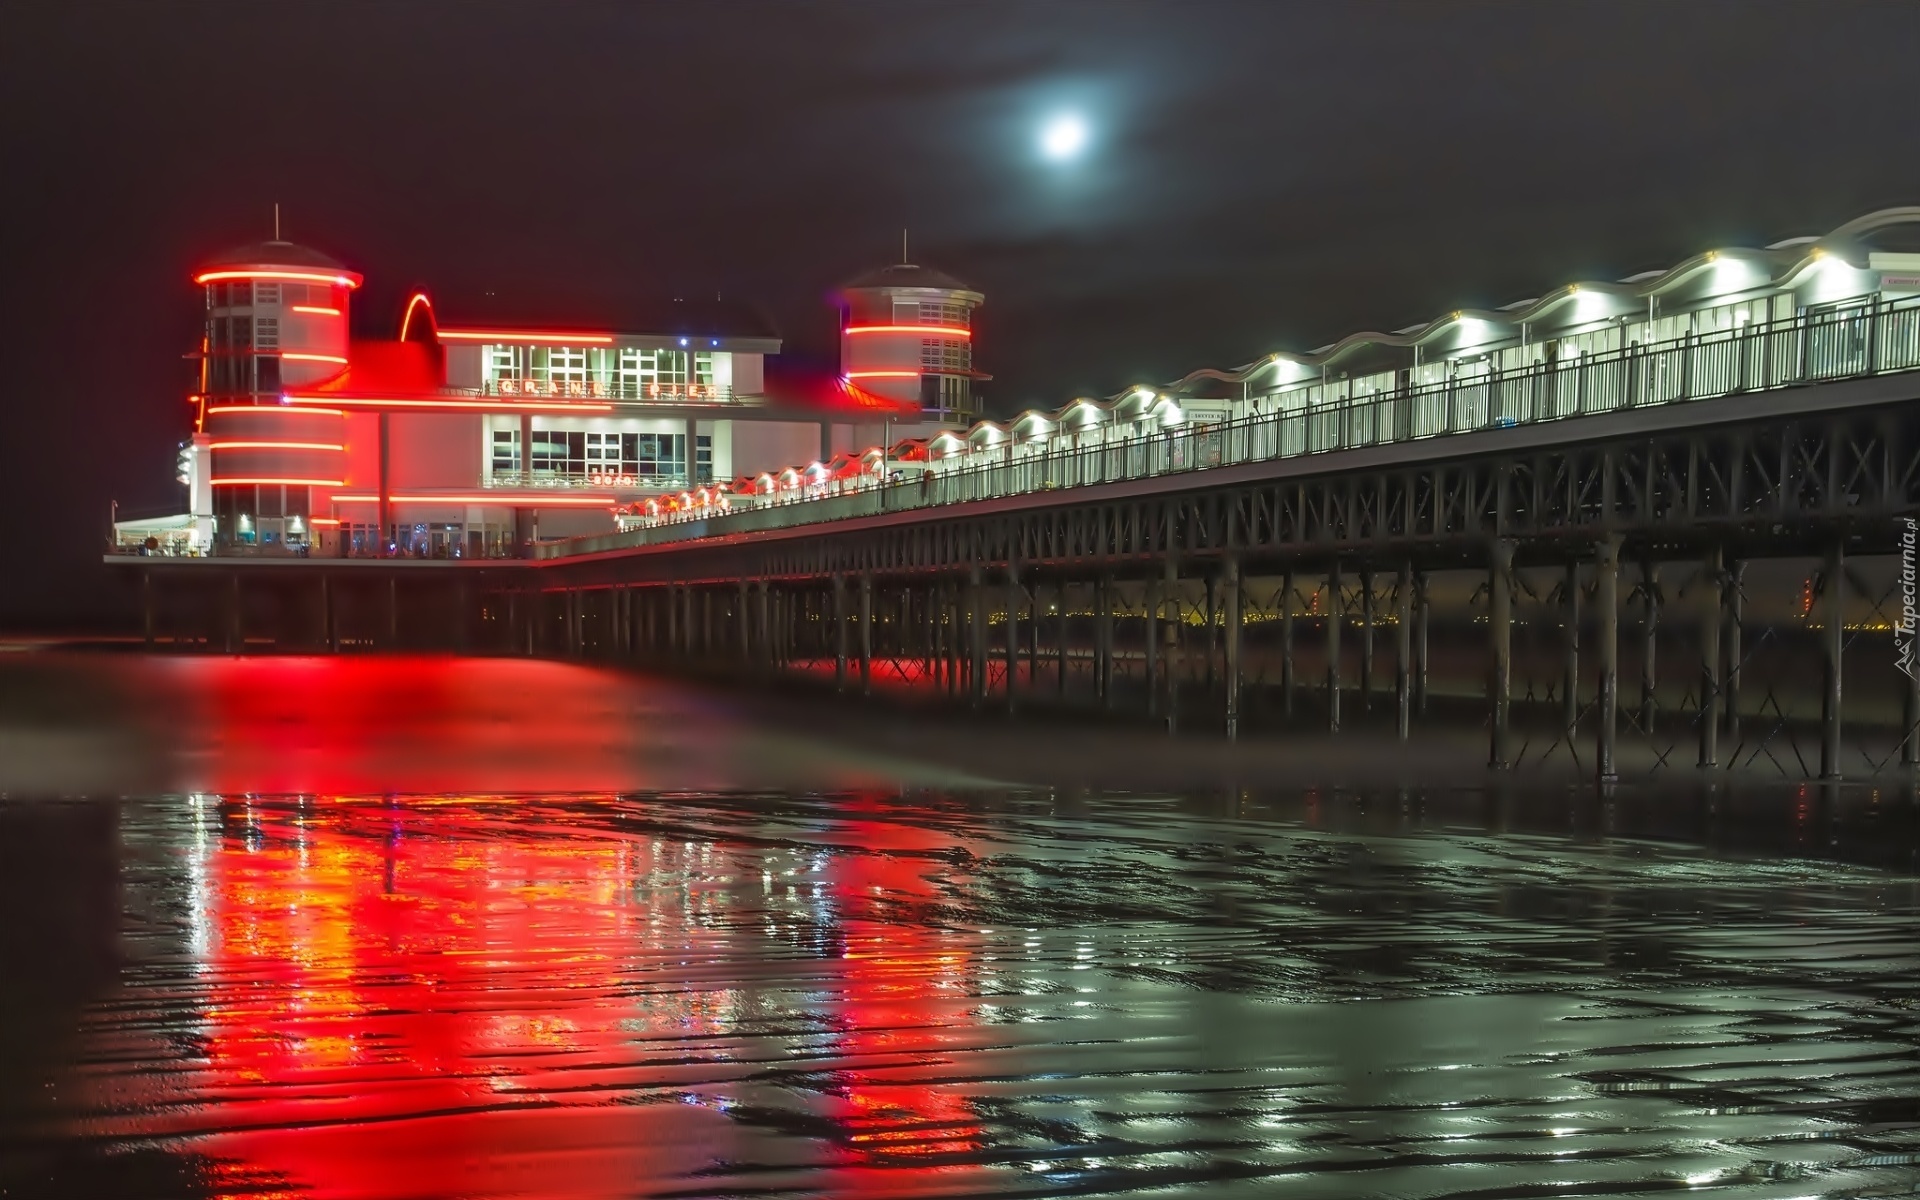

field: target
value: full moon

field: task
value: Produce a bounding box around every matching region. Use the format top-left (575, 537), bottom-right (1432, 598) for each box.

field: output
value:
top-left (1039, 113), bottom-right (1089, 161)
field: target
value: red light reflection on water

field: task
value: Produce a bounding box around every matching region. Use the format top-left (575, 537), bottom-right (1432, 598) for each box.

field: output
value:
top-left (69, 792), bottom-right (993, 1198)
top-left (157, 656), bottom-right (662, 795)
top-left (99, 796), bottom-right (741, 1199)
top-left (816, 794), bottom-right (986, 1191)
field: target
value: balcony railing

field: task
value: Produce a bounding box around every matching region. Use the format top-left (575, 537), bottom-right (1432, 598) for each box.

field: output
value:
top-left (482, 470), bottom-right (706, 491)
top-left (482, 379), bottom-right (735, 403)
top-left (557, 293), bottom-right (1920, 554)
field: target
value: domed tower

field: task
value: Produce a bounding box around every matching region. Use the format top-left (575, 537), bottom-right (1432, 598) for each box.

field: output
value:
top-left (192, 240), bottom-right (362, 552)
top-left (837, 259), bottom-right (984, 426)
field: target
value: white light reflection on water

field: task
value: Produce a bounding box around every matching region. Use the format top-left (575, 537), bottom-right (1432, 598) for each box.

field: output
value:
top-left (0, 786), bottom-right (1915, 1199)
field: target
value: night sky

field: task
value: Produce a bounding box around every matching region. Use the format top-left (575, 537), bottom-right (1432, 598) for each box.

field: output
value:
top-left (5, 0), bottom-right (1920, 627)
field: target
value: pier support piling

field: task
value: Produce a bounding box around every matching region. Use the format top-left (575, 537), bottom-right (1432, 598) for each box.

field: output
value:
top-left (969, 565), bottom-right (986, 709)
top-left (1144, 571), bottom-right (1160, 718)
top-left (1281, 569), bottom-right (1295, 718)
top-left (1562, 560), bottom-right (1580, 739)
top-left (1821, 540), bottom-right (1845, 781)
top-left (1725, 558), bottom-right (1745, 744)
top-left (1699, 545), bottom-right (1723, 769)
top-left (1488, 538), bottom-right (1514, 770)
top-left (1395, 560), bottom-right (1412, 741)
top-left (1414, 570), bottom-right (1430, 716)
top-left (1640, 553), bottom-right (1660, 734)
top-left (1360, 567), bottom-right (1375, 711)
top-left (1097, 573), bottom-right (1115, 710)
top-left (1004, 564), bottom-right (1020, 714)
top-left (1327, 565), bottom-right (1343, 733)
top-left (1163, 559), bottom-right (1180, 730)
top-left (1596, 537), bottom-right (1621, 782)
top-left (1224, 556), bottom-right (1242, 741)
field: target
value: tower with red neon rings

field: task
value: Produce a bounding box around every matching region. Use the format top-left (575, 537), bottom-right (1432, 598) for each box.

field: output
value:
top-left (837, 261), bottom-right (984, 426)
top-left (193, 241), bottom-right (362, 552)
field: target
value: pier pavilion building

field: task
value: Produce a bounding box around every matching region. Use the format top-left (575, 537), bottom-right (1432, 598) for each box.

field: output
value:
top-left (124, 239), bottom-right (985, 558)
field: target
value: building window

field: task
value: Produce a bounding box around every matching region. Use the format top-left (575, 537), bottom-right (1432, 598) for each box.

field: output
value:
top-left (918, 300), bottom-right (967, 326)
top-left (920, 338), bottom-right (969, 372)
top-left (284, 282), bottom-right (333, 308)
top-left (253, 283), bottom-right (281, 306)
top-left (223, 281), bottom-right (252, 307)
top-left (254, 317), bottom-right (279, 349)
top-left (548, 347), bottom-right (588, 385)
top-left (529, 430), bottom-right (582, 477)
top-left (520, 428), bottom-right (689, 481)
top-left (695, 433), bottom-right (712, 482)
top-left (585, 431), bottom-right (622, 473)
top-left (487, 346), bottom-right (522, 382)
top-left (491, 430), bottom-right (520, 473)
top-left (615, 348), bottom-right (688, 397)
top-left (693, 351), bottom-right (714, 386)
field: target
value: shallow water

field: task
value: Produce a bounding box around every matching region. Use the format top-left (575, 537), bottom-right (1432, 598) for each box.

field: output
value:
top-left (1, 656), bottom-right (1918, 1198)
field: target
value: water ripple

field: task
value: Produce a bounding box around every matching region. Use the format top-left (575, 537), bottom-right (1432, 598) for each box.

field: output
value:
top-left (0, 788), bottom-right (1916, 1199)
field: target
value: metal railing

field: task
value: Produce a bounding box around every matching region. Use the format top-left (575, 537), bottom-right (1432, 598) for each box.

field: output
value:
top-left (548, 295), bottom-right (1920, 557)
top-left (481, 471), bottom-right (708, 490)
top-left (482, 379), bottom-right (735, 403)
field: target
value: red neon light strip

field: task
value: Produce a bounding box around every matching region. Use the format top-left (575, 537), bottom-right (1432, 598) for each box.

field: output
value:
top-left (207, 405), bottom-right (344, 416)
top-left (843, 324), bottom-right (971, 337)
top-left (194, 269), bottom-right (359, 288)
top-left (284, 395), bottom-right (613, 413)
top-left (845, 370), bottom-right (920, 379)
top-left (437, 329), bottom-right (615, 345)
top-left (282, 352), bottom-right (349, 364)
top-left (399, 292), bottom-right (434, 341)
top-left (332, 493), bottom-right (619, 506)
top-left (290, 305), bottom-right (340, 316)
top-left (210, 477), bottom-right (346, 487)
top-left (208, 441), bottom-right (346, 452)
top-left (308, 517), bottom-right (342, 526)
